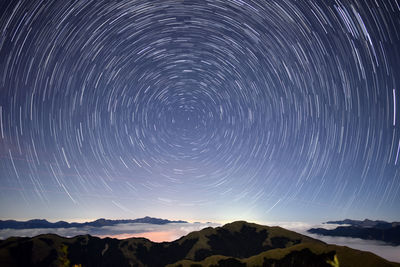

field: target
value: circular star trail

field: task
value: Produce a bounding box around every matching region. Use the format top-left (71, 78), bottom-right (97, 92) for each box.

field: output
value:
top-left (0, 0), bottom-right (399, 221)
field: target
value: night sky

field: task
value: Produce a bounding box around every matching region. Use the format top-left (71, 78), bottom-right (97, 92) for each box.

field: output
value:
top-left (0, 0), bottom-right (399, 223)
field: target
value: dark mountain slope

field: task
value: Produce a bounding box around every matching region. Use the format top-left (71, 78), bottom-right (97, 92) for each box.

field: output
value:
top-left (170, 242), bottom-right (399, 267)
top-left (308, 220), bottom-right (400, 245)
top-left (1, 221), bottom-right (398, 267)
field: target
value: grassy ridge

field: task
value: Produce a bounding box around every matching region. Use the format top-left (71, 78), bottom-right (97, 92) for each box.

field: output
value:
top-left (1, 221), bottom-right (399, 267)
top-left (170, 242), bottom-right (400, 267)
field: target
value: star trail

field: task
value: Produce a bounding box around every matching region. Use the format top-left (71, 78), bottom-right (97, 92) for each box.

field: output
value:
top-left (0, 0), bottom-right (399, 222)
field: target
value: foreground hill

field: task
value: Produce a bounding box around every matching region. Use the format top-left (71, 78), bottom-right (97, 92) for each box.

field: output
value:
top-left (308, 219), bottom-right (400, 245)
top-left (0, 221), bottom-right (399, 267)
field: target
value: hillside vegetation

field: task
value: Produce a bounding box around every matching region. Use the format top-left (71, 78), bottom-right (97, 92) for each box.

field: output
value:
top-left (1, 221), bottom-right (398, 267)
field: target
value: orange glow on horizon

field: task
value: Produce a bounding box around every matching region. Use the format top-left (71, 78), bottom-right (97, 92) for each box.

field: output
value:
top-left (97, 231), bottom-right (181, 242)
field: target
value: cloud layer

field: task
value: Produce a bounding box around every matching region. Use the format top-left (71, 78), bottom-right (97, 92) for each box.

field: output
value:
top-left (271, 221), bottom-right (400, 264)
top-left (1, 221), bottom-right (398, 263)
top-left (0, 222), bottom-right (220, 242)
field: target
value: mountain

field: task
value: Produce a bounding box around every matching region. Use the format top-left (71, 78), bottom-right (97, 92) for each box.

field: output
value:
top-left (0, 216), bottom-right (187, 229)
top-left (325, 219), bottom-right (400, 229)
top-left (308, 225), bottom-right (400, 245)
top-left (308, 219), bottom-right (400, 245)
top-left (1, 221), bottom-right (399, 267)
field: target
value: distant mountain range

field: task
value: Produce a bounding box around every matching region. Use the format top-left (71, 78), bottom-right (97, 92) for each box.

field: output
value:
top-left (1, 221), bottom-right (399, 267)
top-left (0, 216), bottom-right (187, 229)
top-left (308, 219), bottom-right (400, 245)
top-left (325, 219), bottom-right (400, 228)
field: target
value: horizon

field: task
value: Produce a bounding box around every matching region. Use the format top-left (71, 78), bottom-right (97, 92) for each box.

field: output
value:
top-left (1, 215), bottom-right (399, 225)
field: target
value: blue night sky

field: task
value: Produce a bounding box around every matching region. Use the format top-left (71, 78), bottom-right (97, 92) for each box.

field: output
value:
top-left (0, 0), bottom-right (399, 224)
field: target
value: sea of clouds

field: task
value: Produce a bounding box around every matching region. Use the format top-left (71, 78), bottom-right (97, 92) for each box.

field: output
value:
top-left (0, 222), bottom-right (219, 242)
top-left (266, 221), bottom-right (400, 264)
top-left (0, 221), bottom-right (399, 263)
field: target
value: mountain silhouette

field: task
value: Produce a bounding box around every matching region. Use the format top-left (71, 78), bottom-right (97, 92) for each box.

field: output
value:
top-left (325, 219), bottom-right (400, 229)
top-left (0, 216), bottom-right (187, 230)
top-left (0, 221), bottom-right (399, 267)
top-left (308, 219), bottom-right (400, 245)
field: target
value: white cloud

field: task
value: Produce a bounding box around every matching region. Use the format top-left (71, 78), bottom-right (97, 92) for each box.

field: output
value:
top-left (265, 221), bottom-right (400, 264)
top-left (0, 222), bottom-right (220, 241)
top-left (1, 221), bottom-right (399, 263)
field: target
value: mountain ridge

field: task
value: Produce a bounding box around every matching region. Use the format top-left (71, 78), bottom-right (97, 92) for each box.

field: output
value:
top-left (308, 218), bottom-right (400, 245)
top-left (324, 219), bottom-right (400, 228)
top-left (1, 220), bottom-right (399, 267)
top-left (0, 216), bottom-right (188, 230)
